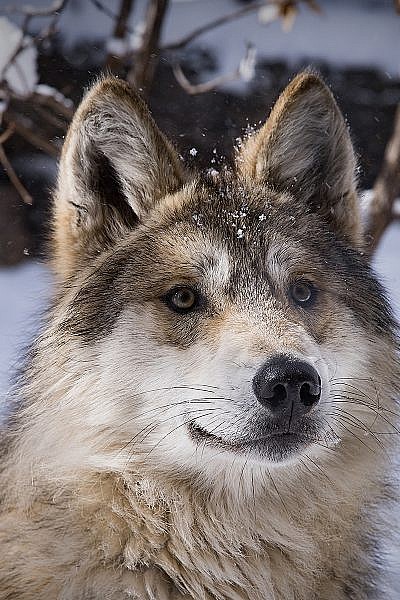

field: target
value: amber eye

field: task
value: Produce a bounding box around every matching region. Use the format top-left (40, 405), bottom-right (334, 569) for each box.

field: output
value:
top-left (290, 281), bottom-right (316, 307)
top-left (164, 287), bottom-right (199, 313)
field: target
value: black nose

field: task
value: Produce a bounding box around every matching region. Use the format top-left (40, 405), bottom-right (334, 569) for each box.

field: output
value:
top-left (252, 355), bottom-right (321, 417)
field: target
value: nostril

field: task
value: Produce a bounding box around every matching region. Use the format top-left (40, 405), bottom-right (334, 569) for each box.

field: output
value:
top-left (299, 380), bottom-right (321, 406)
top-left (271, 383), bottom-right (287, 405)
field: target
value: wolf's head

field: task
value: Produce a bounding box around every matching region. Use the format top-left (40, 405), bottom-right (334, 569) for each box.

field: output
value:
top-left (46, 73), bottom-right (398, 486)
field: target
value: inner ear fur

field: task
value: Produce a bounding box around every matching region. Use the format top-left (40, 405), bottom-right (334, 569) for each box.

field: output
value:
top-left (237, 71), bottom-right (362, 247)
top-left (53, 76), bottom-right (184, 280)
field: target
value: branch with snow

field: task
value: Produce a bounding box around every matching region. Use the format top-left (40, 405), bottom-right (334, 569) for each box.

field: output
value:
top-left (172, 44), bottom-right (257, 95)
top-left (163, 0), bottom-right (321, 51)
top-left (127, 0), bottom-right (169, 91)
top-left (0, 2), bottom-right (71, 203)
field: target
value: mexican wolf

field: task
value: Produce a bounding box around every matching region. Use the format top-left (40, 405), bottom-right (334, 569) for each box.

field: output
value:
top-left (0, 71), bottom-right (399, 599)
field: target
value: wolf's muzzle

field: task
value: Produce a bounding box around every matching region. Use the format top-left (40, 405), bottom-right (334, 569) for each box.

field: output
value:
top-left (252, 355), bottom-right (321, 420)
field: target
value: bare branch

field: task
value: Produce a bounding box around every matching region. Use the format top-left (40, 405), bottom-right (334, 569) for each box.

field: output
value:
top-left (364, 104), bottom-right (400, 254)
top-left (127, 0), bottom-right (169, 92)
top-left (0, 123), bottom-right (15, 145)
top-left (0, 125), bottom-right (33, 204)
top-left (106, 0), bottom-right (135, 72)
top-left (3, 111), bottom-right (60, 157)
top-left (109, 0), bottom-right (134, 38)
top-left (32, 90), bottom-right (74, 120)
top-left (173, 45), bottom-right (257, 95)
top-left (163, 1), bottom-right (265, 51)
top-left (88, 0), bottom-right (134, 33)
top-left (1, 0), bottom-right (70, 85)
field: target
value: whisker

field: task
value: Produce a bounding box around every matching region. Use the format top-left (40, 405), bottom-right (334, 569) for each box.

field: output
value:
top-left (327, 410), bottom-right (385, 450)
top-left (117, 397), bottom-right (229, 428)
top-left (327, 395), bottom-right (400, 431)
top-left (328, 415), bottom-right (384, 456)
top-left (142, 412), bottom-right (219, 460)
top-left (267, 468), bottom-right (290, 518)
top-left (119, 406), bottom-right (223, 458)
top-left (330, 381), bottom-right (377, 405)
top-left (302, 452), bottom-right (333, 485)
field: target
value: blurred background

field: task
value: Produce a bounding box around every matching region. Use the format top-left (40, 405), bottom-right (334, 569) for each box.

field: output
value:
top-left (0, 0), bottom-right (399, 395)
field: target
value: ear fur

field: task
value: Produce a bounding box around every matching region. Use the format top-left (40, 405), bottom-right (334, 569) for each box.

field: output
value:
top-left (53, 77), bottom-right (184, 279)
top-left (237, 71), bottom-right (362, 246)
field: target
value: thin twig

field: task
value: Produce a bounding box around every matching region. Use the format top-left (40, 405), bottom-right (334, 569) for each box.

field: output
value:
top-left (1, 1), bottom-right (70, 85)
top-left (173, 44), bottom-right (257, 95)
top-left (127, 0), bottom-right (169, 92)
top-left (34, 105), bottom-right (68, 130)
top-left (364, 104), bottom-right (400, 254)
top-left (0, 125), bottom-right (33, 204)
top-left (0, 123), bottom-right (15, 145)
top-left (31, 91), bottom-right (74, 120)
top-left (162, 1), bottom-right (265, 51)
top-left (3, 112), bottom-right (60, 157)
top-left (106, 0), bottom-right (135, 71)
top-left (88, 0), bottom-right (134, 33)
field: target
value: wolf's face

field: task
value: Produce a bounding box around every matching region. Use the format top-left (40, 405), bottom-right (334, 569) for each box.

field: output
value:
top-left (51, 74), bottom-right (397, 481)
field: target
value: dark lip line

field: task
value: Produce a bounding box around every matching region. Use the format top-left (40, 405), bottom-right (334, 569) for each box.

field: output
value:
top-left (188, 421), bottom-right (319, 450)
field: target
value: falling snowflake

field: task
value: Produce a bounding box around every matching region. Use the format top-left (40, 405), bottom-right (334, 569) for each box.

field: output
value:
top-left (189, 148), bottom-right (198, 157)
top-left (192, 213), bottom-right (203, 226)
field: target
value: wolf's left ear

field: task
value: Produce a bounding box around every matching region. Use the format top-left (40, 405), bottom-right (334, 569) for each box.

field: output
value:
top-left (237, 71), bottom-right (362, 246)
top-left (53, 77), bottom-right (184, 279)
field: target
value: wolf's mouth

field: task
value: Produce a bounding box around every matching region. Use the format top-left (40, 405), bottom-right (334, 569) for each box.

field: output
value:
top-left (188, 421), bottom-right (319, 461)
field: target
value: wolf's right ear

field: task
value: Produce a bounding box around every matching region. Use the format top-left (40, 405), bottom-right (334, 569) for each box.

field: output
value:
top-left (53, 77), bottom-right (184, 280)
top-left (236, 71), bottom-right (362, 247)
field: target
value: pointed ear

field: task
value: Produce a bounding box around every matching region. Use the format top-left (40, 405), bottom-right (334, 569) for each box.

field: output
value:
top-left (237, 71), bottom-right (362, 246)
top-left (53, 77), bottom-right (184, 279)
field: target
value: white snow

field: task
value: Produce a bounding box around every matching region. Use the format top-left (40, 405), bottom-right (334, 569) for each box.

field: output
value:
top-left (0, 261), bottom-right (51, 405)
top-left (238, 45), bottom-right (257, 83)
top-left (35, 83), bottom-right (73, 109)
top-left (0, 17), bottom-right (38, 97)
top-left (106, 36), bottom-right (130, 58)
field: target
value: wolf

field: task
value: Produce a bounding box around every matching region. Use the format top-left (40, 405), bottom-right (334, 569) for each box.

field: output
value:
top-left (0, 71), bottom-right (399, 599)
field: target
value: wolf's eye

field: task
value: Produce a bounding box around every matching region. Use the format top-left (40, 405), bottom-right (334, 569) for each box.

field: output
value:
top-left (290, 281), bottom-right (316, 307)
top-left (164, 287), bottom-right (199, 313)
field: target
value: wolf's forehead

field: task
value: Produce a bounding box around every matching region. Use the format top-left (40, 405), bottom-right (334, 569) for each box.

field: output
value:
top-left (161, 226), bottom-right (232, 285)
